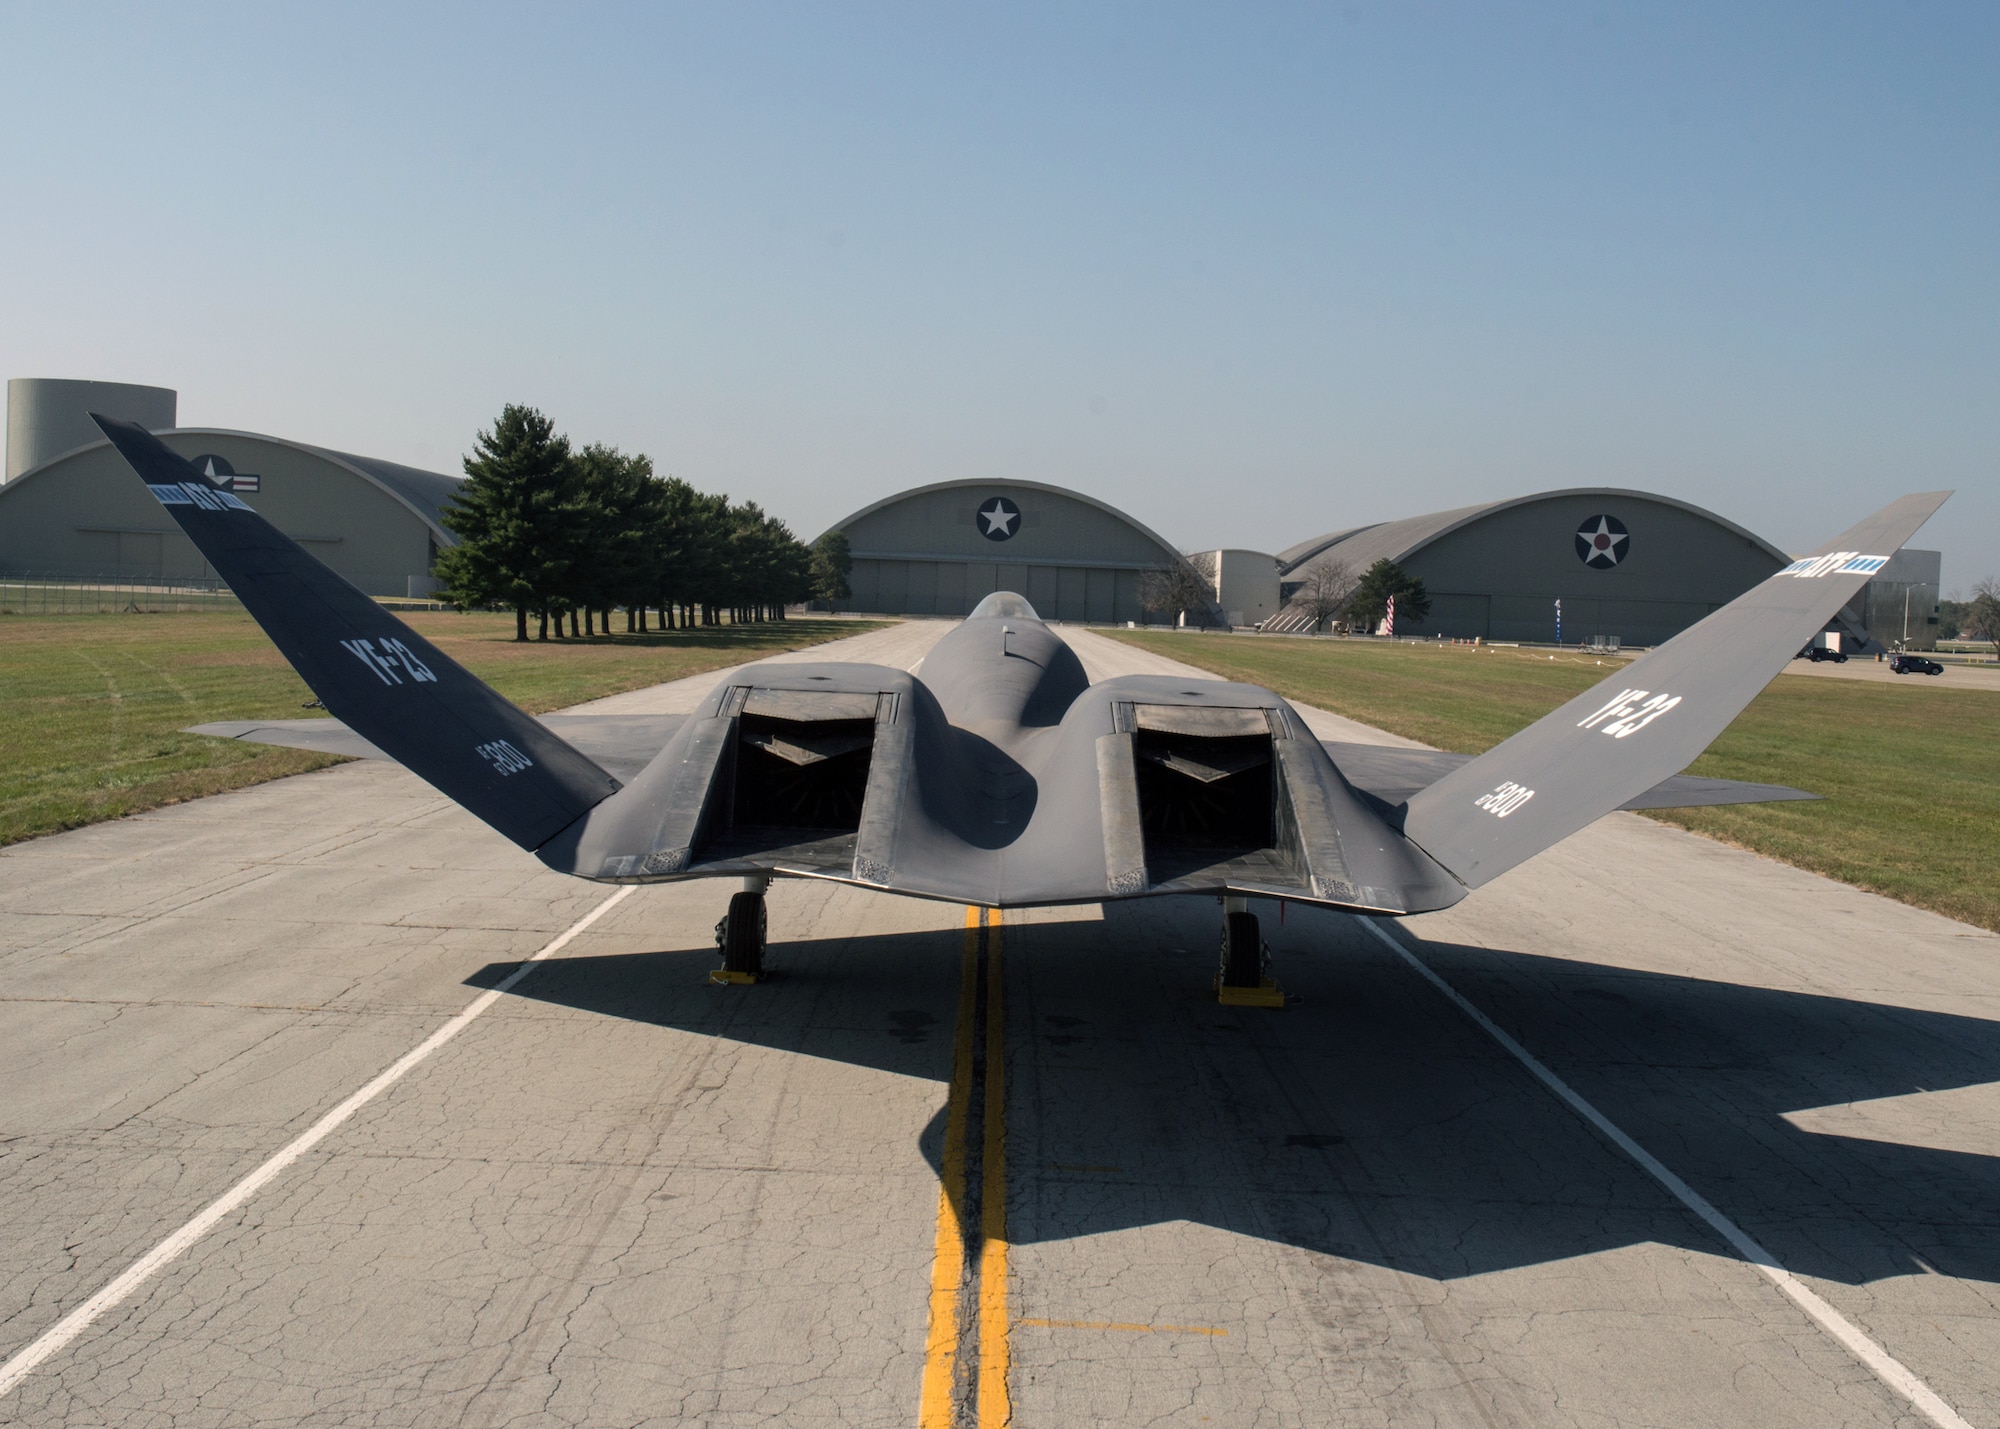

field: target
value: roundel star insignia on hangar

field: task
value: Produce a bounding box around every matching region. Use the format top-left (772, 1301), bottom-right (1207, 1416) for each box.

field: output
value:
top-left (1575, 514), bottom-right (1629, 568)
top-left (818, 479), bottom-right (1186, 623)
top-left (975, 495), bottom-right (1021, 541)
top-left (1274, 488), bottom-right (1794, 647)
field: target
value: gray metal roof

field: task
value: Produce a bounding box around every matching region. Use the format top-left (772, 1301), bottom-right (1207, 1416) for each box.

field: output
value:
top-left (4, 427), bottom-right (464, 547)
top-left (819, 476), bottom-right (1187, 566)
top-left (1276, 488), bottom-right (1789, 576)
top-left (1274, 521), bottom-right (1388, 573)
top-left (312, 445), bottom-right (464, 544)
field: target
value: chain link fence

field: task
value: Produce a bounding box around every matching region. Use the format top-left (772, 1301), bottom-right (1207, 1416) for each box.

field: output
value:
top-left (0, 573), bottom-right (245, 616)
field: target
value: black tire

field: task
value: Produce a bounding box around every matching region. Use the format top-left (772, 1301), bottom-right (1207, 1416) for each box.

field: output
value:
top-left (722, 891), bottom-right (767, 977)
top-left (1221, 911), bottom-right (1262, 988)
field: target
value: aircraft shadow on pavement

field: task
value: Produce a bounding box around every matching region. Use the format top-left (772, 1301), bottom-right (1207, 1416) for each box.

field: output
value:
top-left (463, 930), bottom-right (968, 1082)
top-left (470, 901), bottom-right (2000, 1291)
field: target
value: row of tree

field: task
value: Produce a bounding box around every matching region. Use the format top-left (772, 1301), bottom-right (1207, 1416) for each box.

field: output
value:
top-left (434, 405), bottom-right (852, 641)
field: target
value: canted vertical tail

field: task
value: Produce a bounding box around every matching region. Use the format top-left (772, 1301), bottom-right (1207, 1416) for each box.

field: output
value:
top-left (1399, 491), bottom-right (1951, 888)
top-left (91, 415), bottom-right (619, 850)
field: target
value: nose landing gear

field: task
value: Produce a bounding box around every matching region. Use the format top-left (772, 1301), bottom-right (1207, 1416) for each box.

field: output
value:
top-left (1216, 894), bottom-right (1284, 1007)
top-left (712, 875), bottom-right (770, 985)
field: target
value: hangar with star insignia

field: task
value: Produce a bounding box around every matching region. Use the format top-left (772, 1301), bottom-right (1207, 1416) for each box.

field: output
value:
top-left (818, 476), bottom-right (1937, 650)
top-left (820, 478), bottom-right (1193, 624)
top-left (1262, 487), bottom-right (1918, 648)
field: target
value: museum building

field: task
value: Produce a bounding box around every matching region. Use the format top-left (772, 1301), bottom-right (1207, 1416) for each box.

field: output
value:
top-left (1, 378), bottom-right (460, 599)
top-left (1272, 488), bottom-right (1799, 647)
top-left (823, 478), bottom-right (1190, 625)
top-left (5, 376), bottom-right (1939, 648)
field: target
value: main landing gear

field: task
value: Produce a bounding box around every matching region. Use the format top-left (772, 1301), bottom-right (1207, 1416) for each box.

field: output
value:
top-left (712, 874), bottom-right (769, 985)
top-left (1215, 894), bottom-right (1284, 1008)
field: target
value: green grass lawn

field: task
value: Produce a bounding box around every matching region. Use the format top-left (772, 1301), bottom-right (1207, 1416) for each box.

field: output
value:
top-left (1108, 631), bottom-right (2000, 933)
top-left (0, 611), bottom-right (885, 847)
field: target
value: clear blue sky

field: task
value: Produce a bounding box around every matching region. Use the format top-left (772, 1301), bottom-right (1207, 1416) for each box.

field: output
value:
top-left (2, 4), bottom-right (1993, 584)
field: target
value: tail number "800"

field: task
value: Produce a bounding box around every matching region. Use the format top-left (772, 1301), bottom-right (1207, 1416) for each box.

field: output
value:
top-left (1474, 781), bottom-right (1535, 818)
top-left (477, 740), bottom-right (534, 777)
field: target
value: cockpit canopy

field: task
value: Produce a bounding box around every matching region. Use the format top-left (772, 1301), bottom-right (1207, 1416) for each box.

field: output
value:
top-left (967, 591), bottom-right (1041, 621)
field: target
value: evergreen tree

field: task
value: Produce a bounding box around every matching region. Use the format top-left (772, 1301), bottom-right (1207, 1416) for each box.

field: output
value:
top-left (438, 406), bottom-right (826, 637)
top-left (810, 530), bottom-right (853, 608)
top-left (644, 480), bottom-right (717, 627)
top-left (768, 521), bottom-right (815, 618)
top-left (719, 500), bottom-right (784, 621)
top-left (573, 443), bottom-right (658, 633)
top-left (735, 505), bottom-right (812, 619)
top-left (687, 489), bottom-right (735, 625)
top-left (1347, 558), bottom-right (1431, 631)
top-left (435, 405), bottom-right (580, 641)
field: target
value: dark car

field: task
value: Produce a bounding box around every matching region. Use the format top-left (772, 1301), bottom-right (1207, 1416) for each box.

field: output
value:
top-left (1799, 645), bottom-right (1848, 663)
top-left (1891, 653), bottom-right (1944, 675)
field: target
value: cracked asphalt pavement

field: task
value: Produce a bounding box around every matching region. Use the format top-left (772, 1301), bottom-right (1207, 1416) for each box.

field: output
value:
top-left (2, 621), bottom-right (1995, 1426)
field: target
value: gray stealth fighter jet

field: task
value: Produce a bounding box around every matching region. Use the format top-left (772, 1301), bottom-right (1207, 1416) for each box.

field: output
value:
top-left (91, 416), bottom-right (1946, 998)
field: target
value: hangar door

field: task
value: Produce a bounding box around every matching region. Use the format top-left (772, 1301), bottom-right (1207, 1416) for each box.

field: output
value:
top-left (850, 558), bottom-right (1140, 622)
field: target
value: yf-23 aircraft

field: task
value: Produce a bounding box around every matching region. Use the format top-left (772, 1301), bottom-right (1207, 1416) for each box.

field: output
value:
top-left (93, 417), bottom-right (1947, 1002)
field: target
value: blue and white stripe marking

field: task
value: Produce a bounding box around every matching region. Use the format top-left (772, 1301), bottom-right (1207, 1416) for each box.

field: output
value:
top-left (147, 482), bottom-right (253, 512)
top-left (1778, 551), bottom-right (1889, 579)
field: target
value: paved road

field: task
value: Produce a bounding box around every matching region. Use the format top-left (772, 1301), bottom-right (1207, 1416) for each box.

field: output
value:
top-left (2, 619), bottom-right (1995, 1427)
top-left (1777, 656), bottom-right (2000, 690)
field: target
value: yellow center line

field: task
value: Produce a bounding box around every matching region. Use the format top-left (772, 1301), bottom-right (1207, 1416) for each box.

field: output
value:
top-left (977, 909), bottom-right (1011, 1428)
top-left (918, 906), bottom-right (982, 1429)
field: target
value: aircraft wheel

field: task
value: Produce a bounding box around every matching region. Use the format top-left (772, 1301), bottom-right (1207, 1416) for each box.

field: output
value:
top-left (721, 891), bottom-right (767, 979)
top-left (1220, 910), bottom-right (1263, 988)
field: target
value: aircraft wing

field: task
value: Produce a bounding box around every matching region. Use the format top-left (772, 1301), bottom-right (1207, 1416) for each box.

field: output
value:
top-left (189, 714), bottom-right (689, 781)
top-left (189, 719), bottom-right (388, 761)
top-left (1323, 742), bottom-right (1818, 811)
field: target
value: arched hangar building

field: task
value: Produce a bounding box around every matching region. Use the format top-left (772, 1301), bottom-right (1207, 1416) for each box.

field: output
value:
top-left (1276, 488), bottom-right (1793, 648)
top-left (2, 379), bottom-right (461, 598)
top-left (826, 478), bottom-right (1185, 624)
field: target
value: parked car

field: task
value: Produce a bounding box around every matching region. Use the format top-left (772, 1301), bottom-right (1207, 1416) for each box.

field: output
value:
top-left (1798, 645), bottom-right (1848, 663)
top-left (1890, 653), bottom-right (1944, 675)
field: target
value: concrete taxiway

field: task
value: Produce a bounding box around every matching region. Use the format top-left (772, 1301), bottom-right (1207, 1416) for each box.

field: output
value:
top-left (1, 619), bottom-right (1995, 1427)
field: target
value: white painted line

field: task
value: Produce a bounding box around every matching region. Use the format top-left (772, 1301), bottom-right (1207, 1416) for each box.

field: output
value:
top-left (1358, 916), bottom-right (1976, 1429)
top-left (0, 885), bottom-right (637, 1402)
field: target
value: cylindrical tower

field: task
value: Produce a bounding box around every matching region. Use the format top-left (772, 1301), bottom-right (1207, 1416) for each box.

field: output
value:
top-left (6, 378), bottom-right (177, 482)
